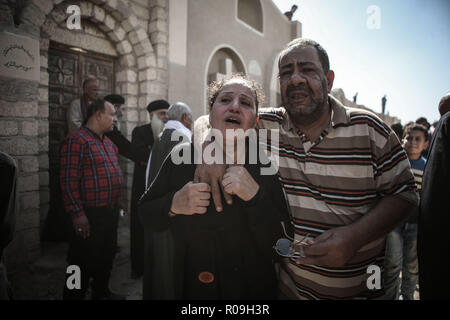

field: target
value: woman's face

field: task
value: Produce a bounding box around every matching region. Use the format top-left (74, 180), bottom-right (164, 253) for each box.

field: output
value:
top-left (209, 80), bottom-right (257, 140)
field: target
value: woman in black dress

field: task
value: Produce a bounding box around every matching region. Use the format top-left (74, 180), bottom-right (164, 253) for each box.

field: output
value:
top-left (139, 75), bottom-right (290, 300)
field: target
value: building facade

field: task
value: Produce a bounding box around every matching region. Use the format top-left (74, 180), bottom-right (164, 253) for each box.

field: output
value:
top-left (168, 0), bottom-right (301, 118)
top-left (0, 0), bottom-right (301, 289)
top-left (0, 0), bottom-right (169, 277)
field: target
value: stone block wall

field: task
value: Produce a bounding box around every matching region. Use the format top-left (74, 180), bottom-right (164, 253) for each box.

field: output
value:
top-left (0, 20), bottom-right (42, 271)
top-left (0, 0), bottom-right (170, 276)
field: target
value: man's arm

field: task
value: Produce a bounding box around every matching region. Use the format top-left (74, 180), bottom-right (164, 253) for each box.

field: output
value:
top-left (298, 128), bottom-right (419, 267)
top-left (106, 127), bottom-right (135, 161)
top-left (192, 115), bottom-right (232, 212)
top-left (298, 195), bottom-right (415, 267)
top-left (60, 138), bottom-right (90, 238)
top-left (131, 126), bottom-right (153, 164)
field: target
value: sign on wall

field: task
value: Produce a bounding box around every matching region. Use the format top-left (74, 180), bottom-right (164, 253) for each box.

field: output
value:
top-left (0, 31), bottom-right (40, 82)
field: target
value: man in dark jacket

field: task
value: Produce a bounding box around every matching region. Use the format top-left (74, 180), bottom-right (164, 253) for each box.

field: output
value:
top-left (0, 152), bottom-right (17, 300)
top-left (130, 100), bottom-right (169, 278)
top-left (104, 94), bottom-right (134, 161)
top-left (142, 102), bottom-right (192, 299)
top-left (418, 92), bottom-right (450, 299)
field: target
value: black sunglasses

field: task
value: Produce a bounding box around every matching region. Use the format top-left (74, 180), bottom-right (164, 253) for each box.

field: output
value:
top-left (273, 221), bottom-right (310, 258)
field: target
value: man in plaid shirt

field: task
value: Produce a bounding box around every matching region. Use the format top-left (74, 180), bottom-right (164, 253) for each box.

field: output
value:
top-left (60, 98), bottom-right (125, 300)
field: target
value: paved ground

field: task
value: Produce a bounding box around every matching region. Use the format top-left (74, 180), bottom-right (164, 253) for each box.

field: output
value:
top-left (8, 215), bottom-right (143, 300)
top-left (7, 213), bottom-right (419, 300)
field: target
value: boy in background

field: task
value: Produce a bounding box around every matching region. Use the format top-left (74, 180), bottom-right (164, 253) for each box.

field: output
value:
top-left (383, 123), bottom-right (429, 300)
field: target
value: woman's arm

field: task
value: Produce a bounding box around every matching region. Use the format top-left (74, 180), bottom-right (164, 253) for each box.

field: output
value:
top-left (138, 146), bottom-right (212, 231)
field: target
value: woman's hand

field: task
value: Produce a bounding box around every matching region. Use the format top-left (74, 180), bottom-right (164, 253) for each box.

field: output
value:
top-left (222, 166), bottom-right (259, 201)
top-left (171, 182), bottom-right (211, 215)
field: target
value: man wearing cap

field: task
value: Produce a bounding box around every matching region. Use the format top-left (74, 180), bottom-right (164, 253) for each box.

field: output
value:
top-left (130, 100), bottom-right (169, 278)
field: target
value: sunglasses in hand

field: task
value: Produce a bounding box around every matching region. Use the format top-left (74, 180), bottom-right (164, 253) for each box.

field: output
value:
top-left (273, 221), bottom-right (310, 259)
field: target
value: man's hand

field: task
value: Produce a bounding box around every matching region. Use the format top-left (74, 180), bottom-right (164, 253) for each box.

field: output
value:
top-left (193, 163), bottom-right (231, 212)
top-left (294, 226), bottom-right (359, 268)
top-left (171, 182), bottom-right (211, 215)
top-left (119, 199), bottom-right (128, 216)
top-left (222, 166), bottom-right (259, 201)
top-left (72, 214), bottom-right (90, 239)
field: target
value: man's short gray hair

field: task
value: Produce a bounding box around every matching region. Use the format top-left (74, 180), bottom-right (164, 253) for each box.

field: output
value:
top-left (168, 102), bottom-right (192, 121)
top-left (279, 38), bottom-right (330, 74)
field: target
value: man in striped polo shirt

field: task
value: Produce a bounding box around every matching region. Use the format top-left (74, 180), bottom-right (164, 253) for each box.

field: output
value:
top-left (195, 38), bottom-right (418, 299)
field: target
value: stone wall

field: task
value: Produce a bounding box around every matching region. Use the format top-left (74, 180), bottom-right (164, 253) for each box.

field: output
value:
top-left (0, 0), bottom-right (170, 279)
top-left (0, 8), bottom-right (42, 271)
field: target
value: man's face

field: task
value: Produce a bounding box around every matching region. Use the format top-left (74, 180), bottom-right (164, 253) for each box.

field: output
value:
top-left (183, 113), bottom-right (193, 130)
top-left (153, 109), bottom-right (169, 123)
top-left (403, 130), bottom-right (428, 159)
top-left (84, 81), bottom-right (99, 101)
top-left (279, 46), bottom-right (333, 122)
top-left (98, 102), bottom-right (117, 133)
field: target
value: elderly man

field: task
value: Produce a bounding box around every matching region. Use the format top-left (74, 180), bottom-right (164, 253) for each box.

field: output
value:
top-left (418, 92), bottom-right (450, 299)
top-left (146, 102), bottom-right (193, 188)
top-left (67, 77), bottom-right (99, 134)
top-left (195, 38), bottom-right (418, 299)
top-left (130, 100), bottom-right (169, 278)
top-left (140, 102), bottom-right (193, 300)
top-left (60, 99), bottom-right (125, 300)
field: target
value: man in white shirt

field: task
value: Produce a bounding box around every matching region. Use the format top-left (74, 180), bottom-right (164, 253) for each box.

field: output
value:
top-left (67, 77), bottom-right (99, 134)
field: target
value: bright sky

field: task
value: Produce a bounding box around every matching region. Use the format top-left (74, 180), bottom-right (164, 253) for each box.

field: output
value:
top-left (272, 0), bottom-right (450, 125)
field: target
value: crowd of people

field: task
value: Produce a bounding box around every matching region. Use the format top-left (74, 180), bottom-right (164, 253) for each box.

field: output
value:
top-left (0, 37), bottom-right (449, 300)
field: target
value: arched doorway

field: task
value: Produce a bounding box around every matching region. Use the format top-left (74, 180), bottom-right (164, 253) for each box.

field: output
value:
top-left (204, 46), bottom-right (246, 112)
top-left (26, 0), bottom-right (163, 241)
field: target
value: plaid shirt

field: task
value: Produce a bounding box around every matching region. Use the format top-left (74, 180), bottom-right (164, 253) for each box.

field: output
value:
top-left (60, 126), bottom-right (124, 217)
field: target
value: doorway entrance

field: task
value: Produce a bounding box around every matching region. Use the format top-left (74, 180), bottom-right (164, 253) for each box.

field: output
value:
top-left (44, 42), bottom-right (116, 240)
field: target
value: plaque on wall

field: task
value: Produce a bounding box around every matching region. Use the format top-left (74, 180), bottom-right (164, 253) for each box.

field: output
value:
top-left (0, 31), bottom-right (40, 82)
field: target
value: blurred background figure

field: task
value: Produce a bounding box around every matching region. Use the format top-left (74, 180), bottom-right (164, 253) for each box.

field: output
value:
top-left (0, 152), bottom-right (17, 300)
top-left (130, 100), bottom-right (169, 279)
top-left (418, 92), bottom-right (450, 299)
top-left (284, 4), bottom-right (298, 21)
top-left (383, 123), bottom-right (428, 300)
top-left (142, 101), bottom-right (193, 300)
top-left (67, 77), bottom-right (99, 134)
top-left (390, 122), bottom-right (404, 142)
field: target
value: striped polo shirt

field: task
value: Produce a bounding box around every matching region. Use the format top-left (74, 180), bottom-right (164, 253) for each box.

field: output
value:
top-left (258, 95), bottom-right (418, 300)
